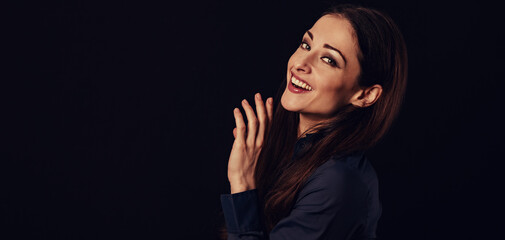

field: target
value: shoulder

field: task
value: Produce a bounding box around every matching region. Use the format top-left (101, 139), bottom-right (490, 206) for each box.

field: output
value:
top-left (292, 151), bottom-right (382, 239)
top-left (306, 151), bottom-right (377, 189)
top-left (295, 151), bottom-right (379, 207)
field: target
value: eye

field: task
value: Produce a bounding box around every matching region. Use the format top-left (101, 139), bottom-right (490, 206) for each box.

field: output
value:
top-left (300, 42), bottom-right (311, 50)
top-left (322, 56), bottom-right (338, 67)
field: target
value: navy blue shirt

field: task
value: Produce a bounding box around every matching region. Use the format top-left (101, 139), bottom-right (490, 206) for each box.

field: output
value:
top-left (220, 133), bottom-right (382, 239)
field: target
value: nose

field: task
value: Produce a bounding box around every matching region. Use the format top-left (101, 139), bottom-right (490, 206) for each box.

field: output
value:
top-left (293, 55), bottom-right (312, 74)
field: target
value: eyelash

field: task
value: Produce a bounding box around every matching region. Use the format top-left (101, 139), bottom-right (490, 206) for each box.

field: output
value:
top-left (300, 41), bottom-right (338, 68)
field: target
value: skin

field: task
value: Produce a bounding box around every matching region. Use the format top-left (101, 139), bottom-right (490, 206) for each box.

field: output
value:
top-left (228, 93), bottom-right (273, 194)
top-left (281, 14), bottom-right (382, 137)
top-left (227, 14), bottom-right (382, 194)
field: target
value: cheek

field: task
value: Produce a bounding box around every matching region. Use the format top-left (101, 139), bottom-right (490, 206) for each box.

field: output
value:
top-left (319, 86), bottom-right (342, 103)
top-left (316, 75), bottom-right (353, 105)
top-left (321, 77), bottom-right (358, 108)
top-left (317, 73), bottom-right (346, 92)
top-left (287, 53), bottom-right (296, 69)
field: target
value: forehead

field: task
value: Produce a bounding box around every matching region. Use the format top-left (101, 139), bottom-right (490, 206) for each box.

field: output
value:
top-left (309, 15), bottom-right (358, 53)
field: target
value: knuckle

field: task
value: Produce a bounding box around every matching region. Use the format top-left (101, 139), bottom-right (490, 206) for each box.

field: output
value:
top-left (233, 142), bottom-right (245, 149)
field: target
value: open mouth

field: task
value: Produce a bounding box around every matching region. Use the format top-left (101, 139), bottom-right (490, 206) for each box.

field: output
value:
top-left (290, 75), bottom-right (313, 91)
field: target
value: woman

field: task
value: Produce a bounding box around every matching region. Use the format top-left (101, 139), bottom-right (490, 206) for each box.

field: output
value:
top-left (220, 4), bottom-right (407, 239)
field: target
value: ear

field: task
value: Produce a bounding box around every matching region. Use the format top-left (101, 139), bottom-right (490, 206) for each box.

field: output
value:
top-left (349, 84), bottom-right (383, 108)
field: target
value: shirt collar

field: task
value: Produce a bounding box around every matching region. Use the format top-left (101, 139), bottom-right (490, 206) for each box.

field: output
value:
top-left (292, 131), bottom-right (325, 160)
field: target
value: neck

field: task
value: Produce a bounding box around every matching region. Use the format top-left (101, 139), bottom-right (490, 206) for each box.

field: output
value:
top-left (298, 113), bottom-right (327, 138)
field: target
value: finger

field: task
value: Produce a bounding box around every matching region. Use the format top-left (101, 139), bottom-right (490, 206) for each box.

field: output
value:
top-left (254, 93), bottom-right (268, 147)
top-left (241, 99), bottom-right (258, 148)
top-left (233, 108), bottom-right (246, 144)
top-left (233, 127), bottom-right (237, 139)
top-left (266, 97), bottom-right (274, 133)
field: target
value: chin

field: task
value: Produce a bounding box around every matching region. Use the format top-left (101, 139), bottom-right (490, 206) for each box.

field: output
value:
top-left (280, 90), bottom-right (303, 113)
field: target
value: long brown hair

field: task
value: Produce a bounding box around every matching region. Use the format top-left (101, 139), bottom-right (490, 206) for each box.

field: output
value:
top-left (219, 4), bottom-right (407, 238)
top-left (254, 4), bottom-right (408, 233)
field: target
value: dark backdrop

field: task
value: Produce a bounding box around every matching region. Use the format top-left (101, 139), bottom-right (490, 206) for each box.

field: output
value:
top-left (2, 0), bottom-right (504, 239)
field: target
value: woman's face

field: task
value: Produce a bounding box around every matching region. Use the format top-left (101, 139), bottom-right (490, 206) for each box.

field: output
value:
top-left (281, 14), bottom-right (362, 121)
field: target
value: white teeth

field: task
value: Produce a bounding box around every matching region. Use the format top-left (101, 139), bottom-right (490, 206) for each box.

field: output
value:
top-left (291, 76), bottom-right (312, 91)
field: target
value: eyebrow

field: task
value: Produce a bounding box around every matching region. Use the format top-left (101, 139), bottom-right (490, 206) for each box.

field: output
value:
top-left (306, 30), bottom-right (348, 66)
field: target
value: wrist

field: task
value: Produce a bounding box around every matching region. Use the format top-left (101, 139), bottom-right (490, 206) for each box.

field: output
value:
top-left (229, 178), bottom-right (255, 194)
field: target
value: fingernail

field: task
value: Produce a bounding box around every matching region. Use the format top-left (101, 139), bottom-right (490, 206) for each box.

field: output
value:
top-left (268, 98), bottom-right (273, 104)
top-left (255, 93), bottom-right (261, 100)
top-left (242, 99), bottom-right (248, 104)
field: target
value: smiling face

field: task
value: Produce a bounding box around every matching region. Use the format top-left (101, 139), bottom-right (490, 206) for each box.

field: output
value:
top-left (281, 14), bottom-right (362, 122)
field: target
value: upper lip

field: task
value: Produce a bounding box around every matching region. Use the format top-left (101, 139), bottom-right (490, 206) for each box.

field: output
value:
top-left (290, 72), bottom-right (313, 90)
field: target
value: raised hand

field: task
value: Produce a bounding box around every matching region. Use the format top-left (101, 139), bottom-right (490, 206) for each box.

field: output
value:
top-left (227, 93), bottom-right (273, 194)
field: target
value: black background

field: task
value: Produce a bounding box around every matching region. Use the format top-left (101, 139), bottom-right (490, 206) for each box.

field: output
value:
top-left (2, 0), bottom-right (504, 239)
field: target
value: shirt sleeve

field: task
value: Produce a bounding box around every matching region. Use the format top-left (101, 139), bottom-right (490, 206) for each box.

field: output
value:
top-left (220, 189), bottom-right (264, 239)
top-left (220, 160), bottom-right (370, 240)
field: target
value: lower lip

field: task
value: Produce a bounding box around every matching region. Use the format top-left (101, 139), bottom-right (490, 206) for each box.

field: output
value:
top-left (288, 80), bottom-right (311, 94)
